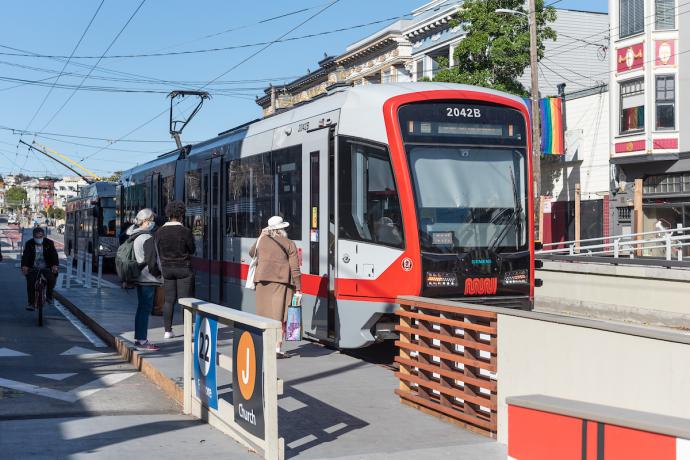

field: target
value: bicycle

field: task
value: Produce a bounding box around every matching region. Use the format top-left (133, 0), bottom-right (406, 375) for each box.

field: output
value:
top-left (29, 268), bottom-right (49, 327)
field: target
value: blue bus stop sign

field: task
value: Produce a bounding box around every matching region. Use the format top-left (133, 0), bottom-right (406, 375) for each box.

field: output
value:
top-left (194, 314), bottom-right (218, 410)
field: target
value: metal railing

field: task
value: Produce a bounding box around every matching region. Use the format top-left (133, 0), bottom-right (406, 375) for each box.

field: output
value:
top-left (180, 298), bottom-right (284, 460)
top-left (539, 226), bottom-right (690, 262)
top-left (395, 296), bottom-right (497, 438)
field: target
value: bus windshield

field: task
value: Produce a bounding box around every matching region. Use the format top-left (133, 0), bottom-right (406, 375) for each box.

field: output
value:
top-left (99, 198), bottom-right (116, 237)
top-left (399, 102), bottom-right (529, 254)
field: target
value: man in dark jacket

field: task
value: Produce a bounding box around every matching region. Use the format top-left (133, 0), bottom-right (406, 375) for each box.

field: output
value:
top-left (21, 227), bottom-right (59, 310)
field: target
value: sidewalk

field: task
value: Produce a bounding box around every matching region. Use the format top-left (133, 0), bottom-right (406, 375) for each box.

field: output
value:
top-left (55, 283), bottom-right (506, 459)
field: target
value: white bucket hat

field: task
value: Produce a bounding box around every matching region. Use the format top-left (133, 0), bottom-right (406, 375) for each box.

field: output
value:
top-left (267, 215), bottom-right (290, 230)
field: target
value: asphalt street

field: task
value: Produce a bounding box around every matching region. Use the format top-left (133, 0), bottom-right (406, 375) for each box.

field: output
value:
top-left (0, 224), bottom-right (255, 459)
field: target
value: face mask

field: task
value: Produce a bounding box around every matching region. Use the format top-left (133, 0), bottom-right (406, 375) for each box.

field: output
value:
top-left (34, 237), bottom-right (43, 244)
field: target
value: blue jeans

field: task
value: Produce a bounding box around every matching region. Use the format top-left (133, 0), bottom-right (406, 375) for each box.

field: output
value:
top-left (135, 285), bottom-right (155, 341)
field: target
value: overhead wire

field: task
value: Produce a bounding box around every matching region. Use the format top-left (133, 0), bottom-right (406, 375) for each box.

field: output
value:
top-left (80, 0), bottom-right (342, 163)
top-left (37, 0), bottom-right (148, 133)
top-left (23, 0), bottom-right (105, 132)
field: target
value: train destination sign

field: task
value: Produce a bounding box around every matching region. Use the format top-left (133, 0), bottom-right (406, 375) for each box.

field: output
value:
top-left (233, 323), bottom-right (265, 438)
top-left (194, 314), bottom-right (219, 410)
top-left (399, 102), bottom-right (527, 146)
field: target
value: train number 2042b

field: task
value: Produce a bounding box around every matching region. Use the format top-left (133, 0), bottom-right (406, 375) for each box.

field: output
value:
top-left (446, 107), bottom-right (482, 118)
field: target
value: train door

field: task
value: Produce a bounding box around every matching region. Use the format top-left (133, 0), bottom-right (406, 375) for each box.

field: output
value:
top-left (203, 157), bottom-right (224, 304)
top-left (302, 128), bottom-right (336, 342)
top-left (208, 157), bottom-right (225, 304)
top-left (151, 173), bottom-right (161, 216)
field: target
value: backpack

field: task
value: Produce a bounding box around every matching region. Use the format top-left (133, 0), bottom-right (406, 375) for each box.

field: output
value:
top-left (115, 232), bottom-right (148, 286)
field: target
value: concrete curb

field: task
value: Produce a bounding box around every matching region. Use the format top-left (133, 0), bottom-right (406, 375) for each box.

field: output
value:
top-left (54, 291), bottom-right (184, 405)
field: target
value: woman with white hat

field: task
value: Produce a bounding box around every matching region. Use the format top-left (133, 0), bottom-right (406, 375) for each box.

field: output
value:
top-left (249, 216), bottom-right (302, 358)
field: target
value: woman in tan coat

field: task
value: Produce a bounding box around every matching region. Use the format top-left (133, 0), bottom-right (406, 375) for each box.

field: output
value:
top-left (249, 216), bottom-right (302, 357)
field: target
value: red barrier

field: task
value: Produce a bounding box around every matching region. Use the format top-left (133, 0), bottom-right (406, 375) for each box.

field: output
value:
top-left (508, 402), bottom-right (690, 460)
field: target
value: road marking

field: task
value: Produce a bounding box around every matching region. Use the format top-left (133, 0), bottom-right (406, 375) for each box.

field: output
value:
top-left (60, 346), bottom-right (108, 357)
top-left (0, 347), bottom-right (30, 357)
top-left (54, 303), bottom-right (108, 348)
top-left (35, 373), bottom-right (77, 381)
top-left (0, 372), bottom-right (137, 403)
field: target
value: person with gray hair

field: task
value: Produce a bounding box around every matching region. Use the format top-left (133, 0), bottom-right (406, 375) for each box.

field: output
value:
top-left (125, 208), bottom-right (162, 351)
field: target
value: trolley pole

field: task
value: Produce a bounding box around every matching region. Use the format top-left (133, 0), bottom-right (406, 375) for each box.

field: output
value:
top-left (528, 0), bottom-right (541, 242)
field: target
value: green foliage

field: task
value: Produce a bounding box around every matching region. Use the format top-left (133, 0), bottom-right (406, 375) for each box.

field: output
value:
top-left (5, 186), bottom-right (27, 208)
top-left (46, 206), bottom-right (65, 220)
top-left (105, 171), bottom-right (122, 182)
top-left (433, 0), bottom-right (557, 96)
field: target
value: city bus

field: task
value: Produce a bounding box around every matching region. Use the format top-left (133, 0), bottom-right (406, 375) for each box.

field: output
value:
top-left (119, 83), bottom-right (535, 348)
top-left (65, 181), bottom-right (118, 266)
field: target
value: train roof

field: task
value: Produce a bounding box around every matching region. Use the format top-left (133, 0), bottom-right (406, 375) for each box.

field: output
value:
top-left (121, 83), bottom-right (529, 175)
top-left (67, 181), bottom-right (117, 202)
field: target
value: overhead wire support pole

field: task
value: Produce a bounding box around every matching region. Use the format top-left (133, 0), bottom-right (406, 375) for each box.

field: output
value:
top-left (528, 0), bottom-right (542, 243)
top-left (168, 90), bottom-right (210, 149)
top-left (32, 141), bottom-right (101, 181)
top-left (19, 140), bottom-right (94, 183)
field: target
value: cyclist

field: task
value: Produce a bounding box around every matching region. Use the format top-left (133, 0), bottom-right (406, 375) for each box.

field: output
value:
top-left (21, 227), bottom-right (59, 311)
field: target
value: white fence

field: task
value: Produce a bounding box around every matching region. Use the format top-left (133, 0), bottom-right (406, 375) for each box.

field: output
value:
top-left (539, 226), bottom-right (690, 261)
top-left (179, 297), bottom-right (284, 460)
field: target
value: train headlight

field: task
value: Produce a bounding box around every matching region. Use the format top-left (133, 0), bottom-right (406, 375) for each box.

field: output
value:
top-left (426, 272), bottom-right (458, 288)
top-left (503, 269), bottom-right (528, 285)
top-left (99, 244), bottom-right (105, 251)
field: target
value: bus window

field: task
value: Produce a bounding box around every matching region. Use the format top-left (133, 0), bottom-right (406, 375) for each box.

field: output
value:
top-left (99, 206), bottom-right (117, 236)
top-left (338, 138), bottom-right (404, 249)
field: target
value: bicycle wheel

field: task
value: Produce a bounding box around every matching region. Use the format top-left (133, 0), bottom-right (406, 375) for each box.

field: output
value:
top-left (36, 282), bottom-right (44, 327)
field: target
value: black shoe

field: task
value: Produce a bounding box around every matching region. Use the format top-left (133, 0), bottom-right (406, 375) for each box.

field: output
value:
top-left (151, 311), bottom-right (163, 316)
top-left (276, 351), bottom-right (291, 359)
top-left (25, 304), bottom-right (35, 311)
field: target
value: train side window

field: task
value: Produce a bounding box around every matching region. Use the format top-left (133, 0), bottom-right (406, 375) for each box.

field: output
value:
top-left (273, 146), bottom-right (302, 240)
top-left (338, 139), bottom-right (404, 249)
top-left (161, 175), bottom-right (174, 212)
top-left (185, 170), bottom-right (202, 204)
top-left (226, 153), bottom-right (273, 237)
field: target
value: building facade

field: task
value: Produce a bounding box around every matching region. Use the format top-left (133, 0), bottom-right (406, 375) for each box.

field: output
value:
top-left (257, 1), bottom-right (610, 114)
top-left (53, 176), bottom-right (87, 209)
top-left (608, 0), bottom-right (687, 236)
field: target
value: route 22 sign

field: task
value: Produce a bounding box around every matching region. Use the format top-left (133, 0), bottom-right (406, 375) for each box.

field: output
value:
top-left (233, 323), bottom-right (265, 438)
top-left (194, 314), bottom-right (218, 410)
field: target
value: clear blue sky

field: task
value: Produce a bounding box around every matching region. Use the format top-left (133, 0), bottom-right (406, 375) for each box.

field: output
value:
top-left (0, 0), bottom-right (607, 177)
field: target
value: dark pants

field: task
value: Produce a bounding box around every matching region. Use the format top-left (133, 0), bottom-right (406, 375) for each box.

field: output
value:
top-left (135, 285), bottom-right (155, 341)
top-left (162, 266), bottom-right (194, 332)
top-left (26, 269), bottom-right (56, 305)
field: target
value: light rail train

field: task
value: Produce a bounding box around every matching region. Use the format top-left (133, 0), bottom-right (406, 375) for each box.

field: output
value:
top-left (118, 83), bottom-right (536, 348)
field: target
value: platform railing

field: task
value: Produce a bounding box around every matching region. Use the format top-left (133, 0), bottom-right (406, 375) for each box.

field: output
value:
top-left (179, 298), bottom-right (284, 460)
top-left (539, 226), bottom-right (690, 261)
top-left (394, 297), bottom-right (498, 438)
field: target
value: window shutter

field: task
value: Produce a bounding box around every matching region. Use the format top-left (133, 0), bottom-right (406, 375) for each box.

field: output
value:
top-left (656, 0), bottom-right (675, 29)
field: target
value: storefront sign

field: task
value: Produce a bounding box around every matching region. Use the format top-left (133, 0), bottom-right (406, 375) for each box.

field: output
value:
top-left (233, 323), bottom-right (265, 438)
top-left (652, 138), bottom-right (679, 150)
top-left (655, 40), bottom-right (676, 67)
top-left (617, 43), bottom-right (644, 73)
top-left (614, 140), bottom-right (646, 154)
top-left (194, 314), bottom-right (219, 410)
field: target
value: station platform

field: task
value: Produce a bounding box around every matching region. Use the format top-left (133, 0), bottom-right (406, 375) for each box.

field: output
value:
top-left (54, 283), bottom-right (505, 459)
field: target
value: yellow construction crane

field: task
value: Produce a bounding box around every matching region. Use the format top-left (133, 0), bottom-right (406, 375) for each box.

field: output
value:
top-left (29, 141), bottom-right (101, 182)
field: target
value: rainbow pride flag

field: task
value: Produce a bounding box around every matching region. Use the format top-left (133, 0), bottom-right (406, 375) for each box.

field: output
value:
top-left (524, 97), bottom-right (565, 156)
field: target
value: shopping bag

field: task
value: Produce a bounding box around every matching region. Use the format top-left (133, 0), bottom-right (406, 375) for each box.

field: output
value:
top-left (245, 257), bottom-right (258, 290)
top-left (245, 236), bottom-right (262, 290)
top-left (285, 294), bottom-right (302, 341)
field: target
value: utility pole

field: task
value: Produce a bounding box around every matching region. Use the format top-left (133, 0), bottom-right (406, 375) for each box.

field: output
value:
top-left (528, 0), bottom-right (541, 242)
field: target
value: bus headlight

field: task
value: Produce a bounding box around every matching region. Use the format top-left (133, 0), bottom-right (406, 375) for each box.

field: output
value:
top-left (426, 272), bottom-right (458, 288)
top-left (503, 269), bottom-right (528, 285)
top-left (99, 244), bottom-right (104, 251)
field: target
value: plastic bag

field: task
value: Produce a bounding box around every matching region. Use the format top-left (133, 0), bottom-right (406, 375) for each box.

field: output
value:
top-left (285, 293), bottom-right (302, 341)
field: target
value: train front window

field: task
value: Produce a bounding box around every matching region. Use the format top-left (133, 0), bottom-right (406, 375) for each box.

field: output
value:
top-left (407, 146), bottom-right (527, 253)
top-left (99, 205), bottom-right (117, 237)
top-left (399, 102), bottom-right (528, 254)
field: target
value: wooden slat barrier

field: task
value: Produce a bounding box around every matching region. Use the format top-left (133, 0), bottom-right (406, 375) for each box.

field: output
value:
top-left (394, 297), bottom-right (498, 438)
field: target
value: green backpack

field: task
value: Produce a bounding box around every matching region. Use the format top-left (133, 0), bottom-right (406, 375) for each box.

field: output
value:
top-left (115, 232), bottom-right (147, 286)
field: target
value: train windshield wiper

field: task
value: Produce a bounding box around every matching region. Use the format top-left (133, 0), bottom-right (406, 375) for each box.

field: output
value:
top-left (489, 160), bottom-right (522, 251)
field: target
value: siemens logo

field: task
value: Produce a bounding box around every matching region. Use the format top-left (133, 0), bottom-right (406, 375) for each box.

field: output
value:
top-left (471, 259), bottom-right (492, 265)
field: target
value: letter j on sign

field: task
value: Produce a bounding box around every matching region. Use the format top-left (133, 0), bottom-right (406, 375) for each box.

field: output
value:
top-left (233, 323), bottom-right (265, 438)
top-left (194, 314), bottom-right (219, 410)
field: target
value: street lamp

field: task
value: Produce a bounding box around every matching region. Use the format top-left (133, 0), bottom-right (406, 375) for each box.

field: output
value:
top-left (496, 4), bottom-right (542, 242)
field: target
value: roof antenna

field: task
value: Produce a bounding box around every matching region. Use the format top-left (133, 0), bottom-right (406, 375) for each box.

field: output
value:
top-left (168, 90), bottom-right (210, 149)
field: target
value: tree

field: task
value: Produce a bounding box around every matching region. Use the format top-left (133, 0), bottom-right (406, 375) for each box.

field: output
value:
top-left (5, 186), bottom-right (27, 209)
top-left (432, 0), bottom-right (557, 96)
top-left (46, 206), bottom-right (65, 220)
top-left (105, 171), bottom-right (122, 182)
